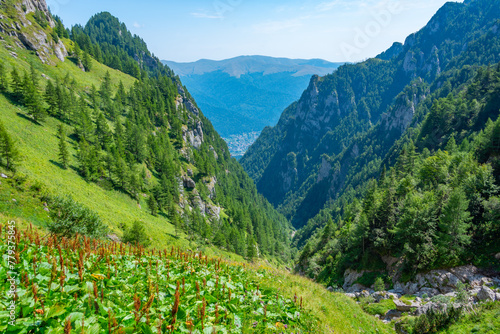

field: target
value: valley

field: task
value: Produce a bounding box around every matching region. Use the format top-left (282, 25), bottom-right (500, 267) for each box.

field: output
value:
top-left (0, 0), bottom-right (499, 333)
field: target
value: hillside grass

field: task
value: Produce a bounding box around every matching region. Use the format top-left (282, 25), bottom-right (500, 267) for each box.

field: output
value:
top-left (0, 44), bottom-right (242, 261)
top-left (255, 266), bottom-right (395, 334)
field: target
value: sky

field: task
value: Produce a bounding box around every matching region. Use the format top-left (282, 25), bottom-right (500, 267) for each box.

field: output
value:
top-left (47, 0), bottom-right (463, 63)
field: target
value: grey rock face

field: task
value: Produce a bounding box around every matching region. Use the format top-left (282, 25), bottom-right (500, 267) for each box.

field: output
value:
top-left (393, 299), bottom-right (418, 312)
top-left (414, 302), bottom-right (448, 316)
top-left (183, 177), bottom-right (196, 189)
top-left (477, 286), bottom-right (496, 301)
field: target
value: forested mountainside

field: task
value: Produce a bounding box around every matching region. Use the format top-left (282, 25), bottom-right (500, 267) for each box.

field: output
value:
top-left (164, 56), bottom-right (342, 157)
top-left (0, 0), bottom-right (292, 261)
top-left (241, 0), bottom-right (500, 279)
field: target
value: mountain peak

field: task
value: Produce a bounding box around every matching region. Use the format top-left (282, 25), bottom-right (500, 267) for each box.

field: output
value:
top-left (164, 56), bottom-right (343, 78)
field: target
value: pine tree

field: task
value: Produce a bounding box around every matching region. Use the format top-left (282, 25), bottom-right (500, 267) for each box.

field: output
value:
top-left (0, 120), bottom-right (20, 171)
top-left (22, 67), bottom-right (46, 122)
top-left (147, 193), bottom-right (158, 216)
top-left (0, 63), bottom-right (7, 92)
top-left (247, 235), bottom-right (257, 261)
top-left (45, 80), bottom-right (57, 116)
top-left (82, 51), bottom-right (92, 72)
top-left (438, 187), bottom-right (471, 264)
top-left (10, 68), bottom-right (23, 100)
top-left (57, 124), bottom-right (69, 169)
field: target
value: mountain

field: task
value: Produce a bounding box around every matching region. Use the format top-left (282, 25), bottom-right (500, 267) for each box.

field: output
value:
top-left (164, 56), bottom-right (343, 156)
top-left (0, 2), bottom-right (399, 333)
top-left (241, 0), bottom-right (500, 278)
top-left (0, 2), bottom-right (292, 262)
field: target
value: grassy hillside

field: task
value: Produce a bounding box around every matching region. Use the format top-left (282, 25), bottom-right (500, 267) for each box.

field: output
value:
top-left (0, 41), bottom-right (243, 259)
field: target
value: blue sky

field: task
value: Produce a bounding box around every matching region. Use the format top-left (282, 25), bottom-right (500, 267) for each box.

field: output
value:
top-left (47, 0), bottom-right (463, 63)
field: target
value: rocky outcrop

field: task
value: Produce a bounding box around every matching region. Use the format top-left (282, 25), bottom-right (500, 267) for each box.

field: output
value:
top-left (393, 299), bottom-right (418, 312)
top-left (182, 121), bottom-right (203, 149)
top-left (183, 177), bottom-right (196, 189)
top-left (1, 0), bottom-right (68, 64)
top-left (316, 157), bottom-right (331, 183)
top-left (477, 286), bottom-right (496, 301)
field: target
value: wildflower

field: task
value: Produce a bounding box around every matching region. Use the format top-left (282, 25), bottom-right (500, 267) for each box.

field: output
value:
top-left (91, 273), bottom-right (105, 280)
top-left (276, 322), bottom-right (285, 330)
top-left (34, 309), bottom-right (44, 315)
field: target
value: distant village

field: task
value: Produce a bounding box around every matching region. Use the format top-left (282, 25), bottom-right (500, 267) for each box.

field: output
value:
top-left (223, 131), bottom-right (261, 158)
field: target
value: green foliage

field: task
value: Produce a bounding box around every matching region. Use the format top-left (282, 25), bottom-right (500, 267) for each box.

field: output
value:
top-left (0, 119), bottom-right (20, 171)
top-left (33, 9), bottom-right (48, 29)
top-left (57, 124), bottom-right (69, 169)
top-left (374, 277), bottom-right (385, 292)
top-left (46, 195), bottom-right (108, 238)
top-left (294, 63), bottom-right (500, 282)
top-left (122, 220), bottom-right (150, 247)
top-left (0, 228), bottom-right (317, 333)
top-left (363, 299), bottom-right (396, 316)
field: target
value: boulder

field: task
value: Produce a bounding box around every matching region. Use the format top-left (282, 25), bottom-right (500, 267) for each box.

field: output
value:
top-left (360, 290), bottom-right (370, 298)
top-left (346, 283), bottom-right (366, 294)
top-left (414, 302), bottom-right (448, 316)
top-left (1, 173), bottom-right (8, 178)
top-left (415, 287), bottom-right (440, 298)
top-left (345, 293), bottom-right (356, 299)
top-left (495, 293), bottom-right (500, 301)
top-left (343, 269), bottom-right (367, 290)
top-left (183, 177), bottom-right (196, 189)
top-left (187, 169), bottom-right (193, 177)
top-left (477, 286), bottom-right (496, 301)
top-left (373, 291), bottom-right (388, 302)
top-left (383, 309), bottom-right (402, 321)
top-left (393, 299), bottom-right (418, 312)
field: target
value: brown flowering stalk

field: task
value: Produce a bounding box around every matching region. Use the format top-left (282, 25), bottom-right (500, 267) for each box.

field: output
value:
top-left (171, 288), bottom-right (180, 326)
top-left (64, 316), bottom-right (71, 334)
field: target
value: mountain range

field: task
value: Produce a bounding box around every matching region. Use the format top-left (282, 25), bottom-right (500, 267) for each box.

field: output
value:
top-left (241, 0), bottom-right (500, 283)
top-left (164, 56), bottom-right (343, 156)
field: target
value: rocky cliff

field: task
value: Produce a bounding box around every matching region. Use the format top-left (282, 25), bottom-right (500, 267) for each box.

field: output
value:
top-left (241, 0), bottom-right (500, 231)
top-left (0, 0), bottom-right (68, 64)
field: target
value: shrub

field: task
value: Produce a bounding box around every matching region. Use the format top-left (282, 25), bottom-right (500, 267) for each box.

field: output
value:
top-left (122, 220), bottom-right (150, 247)
top-left (47, 196), bottom-right (108, 238)
top-left (363, 299), bottom-right (396, 316)
top-left (374, 277), bottom-right (386, 291)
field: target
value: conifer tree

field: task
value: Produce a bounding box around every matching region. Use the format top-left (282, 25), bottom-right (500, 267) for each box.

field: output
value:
top-left (147, 193), bottom-right (158, 216)
top-left (22, 70), bottom-right (45, 122)
top-left (10, 68), bottom-right (23, 100)
top-left (57, 124), bottom-right (69, 169)
top-left (45, 80), bottom-right (57, 116)
top-left (0, 63), bottom-right (7, 92)
top-left (0, 120), bottom-right (20, 171)
top-left (247, 235), bottom-right (257, 261)
top-left (82, 51), bottom-right (92, 72)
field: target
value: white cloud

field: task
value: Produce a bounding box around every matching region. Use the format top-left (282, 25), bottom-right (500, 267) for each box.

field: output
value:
top-left (133, 22), bottom-right (144, 28)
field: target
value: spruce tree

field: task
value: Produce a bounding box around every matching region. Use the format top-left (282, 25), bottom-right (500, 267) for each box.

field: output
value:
top-left (147, 193), bottom-right (158, 216)
top-left (10, 68), bottom-right (23, 101)
top-left (0, 63), bottom-right (7, 92)
top-left (57, 124), bottom-right (69, 169)
top-left (22, 67), bottom-right (46, 122)
top-left (82, 51), bottom-right (92, 72)
top-left (0, 120), bottom-right (20, 171)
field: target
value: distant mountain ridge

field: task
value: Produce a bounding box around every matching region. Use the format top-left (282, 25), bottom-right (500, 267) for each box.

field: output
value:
top-left (162, 56), bottom-right (343, 154)
top-left (164, 56), bottom-right (342, 78)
